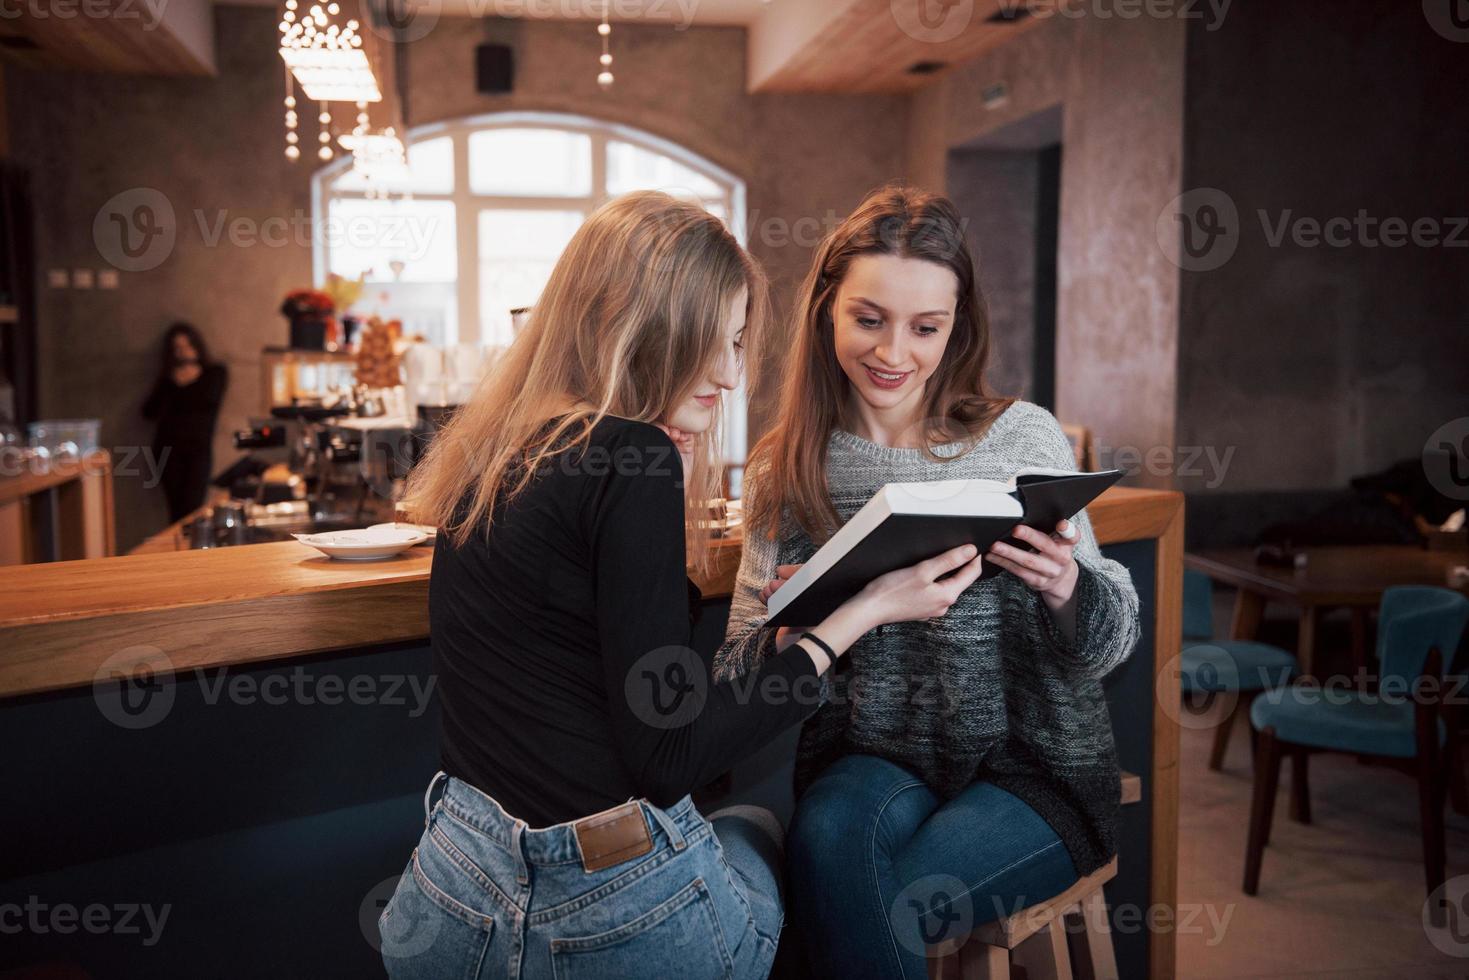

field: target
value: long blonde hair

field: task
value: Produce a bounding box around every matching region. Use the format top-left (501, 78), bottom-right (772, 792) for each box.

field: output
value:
top-left (747, 184), bottom-right (1013, 542)
top-left (406, 191), bottom-right (764, 573)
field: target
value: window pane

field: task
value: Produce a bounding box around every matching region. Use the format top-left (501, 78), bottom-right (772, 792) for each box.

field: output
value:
top-left (327, 198), bottom-right (457, 284)
top-left (478, 209), bottom-right (584, 346)
top-left (329, 135), bottom-right (454, 195)
top-left (358, 282), bottom-right (458, 348)
top-left (605, 139), bottom-right (724, 199)
top-left (469, 129), bottom-right (592, 197)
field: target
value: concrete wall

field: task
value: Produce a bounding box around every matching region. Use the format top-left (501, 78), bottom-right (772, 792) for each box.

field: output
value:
top-left (945, 148), bottom-right (1038, 401)
top-left (7, 7), bottom-right (908, 549)
top-left (1176, 1), bottom-right (1469, 494)
top-left (907, 13), bottom-right (1188, 487)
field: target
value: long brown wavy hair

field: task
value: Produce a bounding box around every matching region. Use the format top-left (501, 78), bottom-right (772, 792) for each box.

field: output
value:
top-left (746, 184), bottom-right (1014, 543)
top-left (405, 191), bottom-right (766, 573)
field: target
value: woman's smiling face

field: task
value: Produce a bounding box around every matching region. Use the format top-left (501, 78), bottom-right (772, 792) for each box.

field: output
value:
top-left (831, 253), bottom-right (959, 419)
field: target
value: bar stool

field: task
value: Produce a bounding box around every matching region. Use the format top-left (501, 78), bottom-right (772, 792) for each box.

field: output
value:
top-left (926, 773), bottom-right (1139, 980)
top-left (927, 858), bottom-right (1118, 980)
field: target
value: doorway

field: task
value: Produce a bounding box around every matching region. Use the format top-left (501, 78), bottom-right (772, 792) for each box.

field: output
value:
top-left (944, 106), bottom-right (1062, 411)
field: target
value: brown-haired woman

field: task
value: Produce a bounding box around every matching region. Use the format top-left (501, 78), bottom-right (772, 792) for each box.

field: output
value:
top-left (717, 185), bottom-right (1142, 978)
top-left (380, 191), bottom-right (983, 980)
top-left (142, 322), bottom-right (228, 521)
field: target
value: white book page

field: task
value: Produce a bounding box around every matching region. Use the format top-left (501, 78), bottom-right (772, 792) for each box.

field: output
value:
top-left (1013, 466), bottom-right (1078, 481)
top-left (765, 490), bottom-right (896, 620)
top-left (885, 480), bottom-right (1024, 517)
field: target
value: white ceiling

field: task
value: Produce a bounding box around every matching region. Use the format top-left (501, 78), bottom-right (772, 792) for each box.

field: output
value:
top-left (220, 0), bottom-right (778, 26)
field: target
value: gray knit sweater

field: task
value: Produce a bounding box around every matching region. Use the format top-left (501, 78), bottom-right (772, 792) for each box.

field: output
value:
top-left (714, 401), bottom-right (1141, 875)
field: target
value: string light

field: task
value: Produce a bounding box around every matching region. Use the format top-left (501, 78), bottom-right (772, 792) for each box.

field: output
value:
top-left (596, 2), bottom-right (613, 89)
top-left (283, 66), bottom-right (300, 161)
top-left (279, 0), bottom-right (382, 164)
top-left (318, 101), bottom-right (334, 159)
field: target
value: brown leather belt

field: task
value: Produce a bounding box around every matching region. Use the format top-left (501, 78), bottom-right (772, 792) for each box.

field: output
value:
top-left (573, 800), bottom-right (655, 873)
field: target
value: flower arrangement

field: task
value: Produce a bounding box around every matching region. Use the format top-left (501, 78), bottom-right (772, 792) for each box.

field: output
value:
top-left (279, 289), bottom-right (335, 319)
top-left (321, 273), bottom-right (365, 313)
top-left (280, 289), bottom-right (338, 350)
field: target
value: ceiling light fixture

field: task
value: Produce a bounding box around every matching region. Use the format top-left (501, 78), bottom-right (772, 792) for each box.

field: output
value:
top-left (278, 0), bottom-right (383, 162)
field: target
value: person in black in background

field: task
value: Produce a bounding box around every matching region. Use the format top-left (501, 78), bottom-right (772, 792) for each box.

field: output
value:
top-left (143, 322), bottom-right (228, 521)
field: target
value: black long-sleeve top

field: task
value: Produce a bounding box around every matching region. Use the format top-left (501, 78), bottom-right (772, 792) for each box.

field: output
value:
top-left (430, 415), bottom-right (823, 826)
top-left (142, 364), bottom-right (228, 452)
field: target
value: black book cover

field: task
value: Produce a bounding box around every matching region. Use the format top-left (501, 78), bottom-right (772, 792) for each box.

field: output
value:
top-left (765, 469), bottom-right (1122, 628)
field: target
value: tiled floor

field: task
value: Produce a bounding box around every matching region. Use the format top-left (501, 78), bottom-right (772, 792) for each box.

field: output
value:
top-left (1175, 717), bottom-right (1469, 978)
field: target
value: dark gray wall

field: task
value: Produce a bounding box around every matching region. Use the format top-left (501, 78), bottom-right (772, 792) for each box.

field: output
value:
top-left (946, 148), bottom-right (1039, 402)
top-left (1176, 1), bottom-right (1469, 494)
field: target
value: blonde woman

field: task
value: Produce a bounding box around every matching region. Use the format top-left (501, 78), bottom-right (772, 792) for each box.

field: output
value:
top-left (718, 185), bottom-right (1141, 978)
top-left (379, 191), bottom-right (983, 980)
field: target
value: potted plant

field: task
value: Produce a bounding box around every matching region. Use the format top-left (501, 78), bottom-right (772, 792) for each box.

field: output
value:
top-left (279, 288), bottom-right (336, 351)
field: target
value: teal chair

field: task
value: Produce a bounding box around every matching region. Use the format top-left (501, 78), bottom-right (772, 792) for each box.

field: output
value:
top-left (1243, 586), bottom-right (1469, 924)
top-left (1179, 569), bottom-right (1297, 769)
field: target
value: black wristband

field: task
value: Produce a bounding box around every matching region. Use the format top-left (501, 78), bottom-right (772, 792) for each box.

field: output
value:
top-left (799, 631), bottom-right (836, 663)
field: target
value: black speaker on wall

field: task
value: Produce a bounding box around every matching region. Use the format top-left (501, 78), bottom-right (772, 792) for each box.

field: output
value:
top-left (476, 44), bottom-right (514, 93)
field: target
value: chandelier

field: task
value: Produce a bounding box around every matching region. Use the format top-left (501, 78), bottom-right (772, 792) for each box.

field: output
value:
top-left (279, 0), bottom-right (383, 162)
top-left (339, 127), bottom-right (410, 196)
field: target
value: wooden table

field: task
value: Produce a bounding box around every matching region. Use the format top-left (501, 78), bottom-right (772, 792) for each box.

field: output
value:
top-left (0, 449), bottom-right (115, 565)
top-left (1185, 545), bottom-right (1469, 677)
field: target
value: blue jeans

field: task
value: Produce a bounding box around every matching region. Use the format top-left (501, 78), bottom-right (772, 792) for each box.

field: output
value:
top-left (379, 773), bottom-right (785, 979)
top-left (787, 755), bottom-right (1079, 979)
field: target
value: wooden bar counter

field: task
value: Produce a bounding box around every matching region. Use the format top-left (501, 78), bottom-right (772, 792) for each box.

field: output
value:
top-left (1, 487), bottom-right (1159, 701)
top-left (0, 533), bottom-right (742, 701)
top-left (0, 485), bottom-right (1182, 979)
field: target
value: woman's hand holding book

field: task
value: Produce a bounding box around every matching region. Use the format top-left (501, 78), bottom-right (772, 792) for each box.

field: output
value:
top-left (985, 519), bottom-right (1082, 641)
top-left (761, 545), bottom-right (985, 675)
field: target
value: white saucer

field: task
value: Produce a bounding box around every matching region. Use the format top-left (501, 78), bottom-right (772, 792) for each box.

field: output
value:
top-left (293, 526), bottom-right (428, 560)
top-left (368, 522), bottom-right (437, 543)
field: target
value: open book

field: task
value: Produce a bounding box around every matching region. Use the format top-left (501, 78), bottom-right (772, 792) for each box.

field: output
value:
top-left (765, 468), bottom-right (1123, 628)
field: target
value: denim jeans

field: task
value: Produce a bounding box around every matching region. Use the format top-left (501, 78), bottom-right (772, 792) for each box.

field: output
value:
top-left (787, 755), bottom-right (1079, 979)
top-left (379, 773), bottom-right (785, 979)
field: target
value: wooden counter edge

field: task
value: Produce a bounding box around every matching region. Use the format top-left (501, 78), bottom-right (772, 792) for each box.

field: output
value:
top-left (0, 450), bottom-right (112, 506)
top-left (1146, 494), bottom-right (1184, 980)
top-left (2, 580), bottom-right (431, 700)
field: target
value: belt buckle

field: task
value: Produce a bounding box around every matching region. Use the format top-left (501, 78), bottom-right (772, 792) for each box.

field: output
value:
top-left (574, 801), bottom-right (654, 873)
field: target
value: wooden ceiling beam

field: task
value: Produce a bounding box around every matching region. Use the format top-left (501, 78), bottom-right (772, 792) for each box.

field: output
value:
top-left (750, 0), bottom-right (1050, 94)
top-left (0, 0), bottom-right (215, 76)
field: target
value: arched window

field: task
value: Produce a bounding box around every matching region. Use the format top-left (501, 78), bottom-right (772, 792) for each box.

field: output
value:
top-left (314, 111), bottom-right (748, 459)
